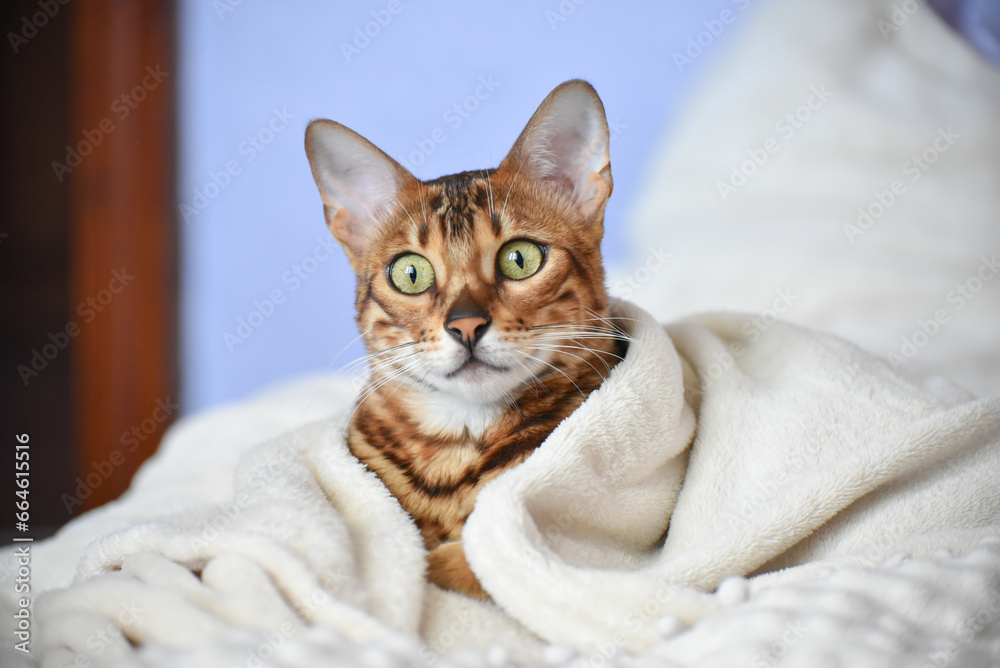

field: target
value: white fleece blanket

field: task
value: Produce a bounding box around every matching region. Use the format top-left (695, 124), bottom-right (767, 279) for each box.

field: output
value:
top-left (17, 299), bottom-right (1000, 667)
top-left (613, 0), bottom-right (1000, 399)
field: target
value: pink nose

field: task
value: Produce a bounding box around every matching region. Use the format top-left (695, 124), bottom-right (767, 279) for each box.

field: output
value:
top-left (446, 316), bottom-right (489, 345)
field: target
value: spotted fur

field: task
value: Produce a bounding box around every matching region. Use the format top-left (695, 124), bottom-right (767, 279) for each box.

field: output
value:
top-left (305, 80), bottom-right (624, 599)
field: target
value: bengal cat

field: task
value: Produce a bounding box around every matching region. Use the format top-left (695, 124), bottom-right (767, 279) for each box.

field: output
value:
top-left (304, 80), bottom-right (625, 599)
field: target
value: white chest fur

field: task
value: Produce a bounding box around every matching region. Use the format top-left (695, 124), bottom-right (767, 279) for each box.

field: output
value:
top-left (409, 392), bottom-right (504, 439)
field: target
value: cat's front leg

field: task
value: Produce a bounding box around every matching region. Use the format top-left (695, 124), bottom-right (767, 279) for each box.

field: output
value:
top-left (426, 540), bottom-right (490, 601)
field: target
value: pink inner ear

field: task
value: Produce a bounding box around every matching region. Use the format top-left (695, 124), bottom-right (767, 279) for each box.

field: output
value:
top-left (329, 207), bottom-right (372, 256)
top-left (313, 133), bottom-right (404, 221)
top-left (514, 86), bottom-right (610, 210)
top-left (307, 120), bottom-right (417, 258)
top-left (547, 129), bottom-right (588, 192)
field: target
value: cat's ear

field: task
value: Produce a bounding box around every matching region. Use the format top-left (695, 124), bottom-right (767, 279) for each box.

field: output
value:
top-left (305, 119), bottom-right (417, 266)
top-left (498, 80), bottom-right (613, 224)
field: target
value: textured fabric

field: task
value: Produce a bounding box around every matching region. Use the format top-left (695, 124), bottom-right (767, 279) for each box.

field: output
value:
top-left (10, 300), bottom-right (1000, 666)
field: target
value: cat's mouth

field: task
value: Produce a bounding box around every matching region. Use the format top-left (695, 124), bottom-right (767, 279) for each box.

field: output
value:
top-left (446, 357), bottom-right (508, 379)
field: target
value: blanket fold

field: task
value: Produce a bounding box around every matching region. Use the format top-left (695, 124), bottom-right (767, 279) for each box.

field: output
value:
top-left (467, 305), bottom-right (1000, 652)
top-left (30, 299), bottom-right (1000, 666)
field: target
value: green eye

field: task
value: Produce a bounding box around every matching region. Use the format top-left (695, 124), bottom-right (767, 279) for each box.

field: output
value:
top-left (389, 253), bottom-right (435, 294)
top-left (497, 240), bottom-right (544, 280)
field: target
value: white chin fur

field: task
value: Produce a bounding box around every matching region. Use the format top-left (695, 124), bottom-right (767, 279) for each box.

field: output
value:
top-left (439, 363), bottom-right (522, 402)
top-left (405, 336), bottom-right (551, 436)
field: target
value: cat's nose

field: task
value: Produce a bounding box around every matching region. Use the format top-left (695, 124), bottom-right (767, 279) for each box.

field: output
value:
top-left (445, 314), bottom-right (490, 350)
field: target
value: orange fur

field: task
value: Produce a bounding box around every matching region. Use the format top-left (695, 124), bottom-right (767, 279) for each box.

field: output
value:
top-left (306, 80), bottom-right (624, 598)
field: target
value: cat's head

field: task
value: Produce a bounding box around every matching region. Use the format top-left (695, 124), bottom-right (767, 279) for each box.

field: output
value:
top-left (305, 80), bottom-right (615, 406)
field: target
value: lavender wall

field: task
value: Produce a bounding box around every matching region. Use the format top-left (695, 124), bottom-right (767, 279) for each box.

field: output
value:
top-left (178, 0), bottom-right (743, 412)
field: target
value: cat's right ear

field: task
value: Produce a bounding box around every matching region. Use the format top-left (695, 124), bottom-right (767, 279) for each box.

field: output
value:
top-left (497, 80), bottom-right (613, 227)
top-left (305, 120), bottom-right (416, 267)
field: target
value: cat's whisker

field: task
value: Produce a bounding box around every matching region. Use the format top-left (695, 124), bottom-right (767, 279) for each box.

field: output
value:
top-left (338, 340), bottom-right (432, 421)
top-left (529, 337), bottom-right (623, 346)
top-left (418, 184), bottom-right (429, 231)
top-left (500, 162), bottom-right (522, 220)
top-left (529, 342), bottom-right (617, 378)
top-left (527, 323), bottom-right (633, 344)
top-left (346, 357), bottom-right (427, 427)
top-left (338, 341), bottom-right (417, 373)
top-left (337, 345), bottom-right (419, 379)
top-left (392, 197), bottom-right (417, 228)
top-left (528, 328), bottom-right (625, 338)
top-left (338, 340), bottom-right (418, 368)
top-left (501, 388), bottom-right (527, 421)
top-left (356, 353), bottom-right (421, 382)
top-left (530, 339), bottom-right (626, 361)
top-left (481, 169), bottom-right (495, 219)
top-left (362, 342), bottom-right (420, 366)
top-left (582, 307), bottom-right (633, 339)
top-left (355, 350), bottom-right (426, 385)
top-left (521, 316), bottom-right (629, 378)
top-left (526, 318), bottom-right (630, 330)
top-left (529, 338), bottom-right (626, 353)
top-left (528, 320), bottom-right (623, 329)
top-left (512, 350), bottom-right (587, 399)
top-left (350, 367), bottom-right (405, 414)
top-left (352, 354), bottom-right (421, 400)
top-left (291, 326), bottom-right (374, 427)
top-left (338, 354), bottom-right (396, 378)
top-left (510, 355), bottom-right (551, 399)
top-left (396, 362), bottom-right (436, 420)
top-left (529, 315), bottom-right (636, 334)
top-left (379, 359), bottom-right (432, 416)
top-left (527, 329), bottom-right (630, 345)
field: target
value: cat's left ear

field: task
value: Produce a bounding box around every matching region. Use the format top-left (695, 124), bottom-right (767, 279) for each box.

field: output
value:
top-left (498, 79), bottom-right (613, 224)
top-left (305, 119), bottom-right (417, 268)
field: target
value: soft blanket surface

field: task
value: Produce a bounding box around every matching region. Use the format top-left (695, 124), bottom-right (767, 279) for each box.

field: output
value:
top-left (612, 0), bottom-right (1000, 398)
top-left (11, 299), bottom-right (1000, 667)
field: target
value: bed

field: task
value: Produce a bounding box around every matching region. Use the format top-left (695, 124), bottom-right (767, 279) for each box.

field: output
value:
top-left (4, 0), bottom-right (999, 665)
